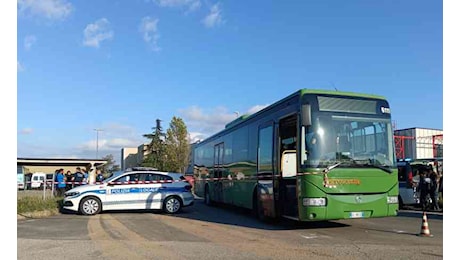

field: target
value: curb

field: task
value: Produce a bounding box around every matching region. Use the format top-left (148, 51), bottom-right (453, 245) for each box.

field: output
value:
top-left (17, 209), bottom-right (60, 220)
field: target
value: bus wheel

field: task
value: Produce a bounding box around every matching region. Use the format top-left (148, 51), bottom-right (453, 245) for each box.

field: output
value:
top-left (204, 186), bottom-right (213, 206)
top-left (253, 191), bottom-right (267, 222)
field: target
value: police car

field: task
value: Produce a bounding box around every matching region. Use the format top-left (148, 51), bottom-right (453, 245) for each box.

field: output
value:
top-left (63, 167), bottom-right (194, 215)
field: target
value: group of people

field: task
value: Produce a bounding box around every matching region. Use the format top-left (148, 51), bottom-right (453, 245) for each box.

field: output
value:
top-left (54, 167), bottom-right (105, 197)
top-left (414, 165), bottom-right (443, 211)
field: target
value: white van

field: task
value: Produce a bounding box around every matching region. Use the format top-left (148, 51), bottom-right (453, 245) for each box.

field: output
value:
top-left (31, 172), bottom-right (54, 189)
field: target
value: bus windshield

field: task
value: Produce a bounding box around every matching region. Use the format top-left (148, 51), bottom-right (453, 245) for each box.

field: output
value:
top-left (303, 115), bottom-right (396, 169)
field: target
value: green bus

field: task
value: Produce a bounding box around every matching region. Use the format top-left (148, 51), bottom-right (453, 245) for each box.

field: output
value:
top-left (192, 89), bottom-right (398, 221)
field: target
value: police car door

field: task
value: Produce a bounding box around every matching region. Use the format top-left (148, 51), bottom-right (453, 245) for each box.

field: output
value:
top-left (105, 173), bottom-right (143, 210)
top-left (138, 173), bottom-right (164, 210)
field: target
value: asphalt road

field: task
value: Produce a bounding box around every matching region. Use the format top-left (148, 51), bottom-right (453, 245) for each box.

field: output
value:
top-left (18, 199), bottom-right (443, 260)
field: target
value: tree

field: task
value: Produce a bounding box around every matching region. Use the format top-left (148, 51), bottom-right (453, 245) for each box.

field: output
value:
top-left (164, 117), bottom-right (190, 173)
top-left (101, 154), bottom-right (121, 175)
top-left (142, 119), bottom-right (166, 170)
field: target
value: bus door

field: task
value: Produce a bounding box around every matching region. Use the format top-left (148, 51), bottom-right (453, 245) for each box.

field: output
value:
top-left (257, 122), bottom-right (276, 218)
top-left (213, 143), bottom-right (224, 203)
top-left (278, 115), bottom-right (298, 217)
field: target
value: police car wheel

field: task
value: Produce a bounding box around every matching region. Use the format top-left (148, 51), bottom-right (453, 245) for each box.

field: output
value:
top-left (163, 196), bottom-right (182, 214)
top-left (79, 197), bottom-right (101, 215)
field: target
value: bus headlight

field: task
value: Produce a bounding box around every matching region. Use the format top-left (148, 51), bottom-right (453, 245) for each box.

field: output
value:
top-left (303, 198), bottom-right (326, 206)
top-left (387, 196), bottom-right (398, 204)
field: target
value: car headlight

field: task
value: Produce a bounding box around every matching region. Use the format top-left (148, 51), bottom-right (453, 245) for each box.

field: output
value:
top-left (387, 196), bottom-right (398, 204)
top-left (303, 198), bottom-right (327, 206)
top-left (65, 191), bottom-right (80, 197)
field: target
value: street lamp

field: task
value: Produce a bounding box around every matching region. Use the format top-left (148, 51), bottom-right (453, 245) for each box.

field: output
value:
top-left (94, 129), bottom-right (103, 159)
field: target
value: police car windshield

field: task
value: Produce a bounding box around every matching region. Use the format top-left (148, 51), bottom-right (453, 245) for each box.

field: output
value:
top-left (103, 171), bottom-right (124, 183)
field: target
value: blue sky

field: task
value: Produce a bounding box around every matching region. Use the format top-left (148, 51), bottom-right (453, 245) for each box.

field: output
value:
top-left (16, 0), bottom-right (443, 161)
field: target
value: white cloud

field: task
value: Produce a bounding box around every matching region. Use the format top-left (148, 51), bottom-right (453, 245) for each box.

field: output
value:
top-left (83, 18), bottom-right (114, 48)
top-left (188, 131), bottom-right (207, 143)
top-left (179, 104), bottom-right (267, 137)
top-left (78, 123), bottom-right (146, 158)
top-left (18, 123), bottom-right (144, 160)
top-left (140, 17), bottom-right (161, 51)
top-left (179, 106), bottom-right (235, 133)
top-left (202, 3), bottom-right (223, 28)
top-left (247, 104), bottom-right (269, 114)
top-left (78, 138), bottom-right (141, 155)
top-left (19, 128), bottom-right (34, 135)
top-left (18, 61), bottom-right (24, 72)
top-left (153, 0), bottom-right (201, 12)
top-left (187, 1), bottom-right (202, 12)
top-left (101, 123), bottom-right (138, 136)
top-left (24, 35), bottom-right (37, 50)
top-left (18, 0), bottom-right (73, 20)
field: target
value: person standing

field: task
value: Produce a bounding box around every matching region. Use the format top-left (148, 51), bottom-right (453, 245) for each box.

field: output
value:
top-left (73, 167), bottom-right (85, 187)
top-left (65, 170), bottom-right (73, 190)
top-left (82, 168), bottom-right (89, 184)
top-left (56, 169), bottom-right (66, 197)
top-left (418, 169), bottom-right (430, 211)
top-left (53, 169), bottom-right (60, 196)
top-left (96, 169), bottom-right (104, 183)
top-left (428, 168), bottom-right (440, 211)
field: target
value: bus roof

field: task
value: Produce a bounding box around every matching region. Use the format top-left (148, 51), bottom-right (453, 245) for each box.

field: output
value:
top-left (299, 89), bottom-right (386, 100)
top-left (200, 88), bottom-right (388, 144)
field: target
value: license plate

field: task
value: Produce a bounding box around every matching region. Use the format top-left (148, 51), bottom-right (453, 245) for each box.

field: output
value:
top-left (349, 212), bottom-right (364, 218)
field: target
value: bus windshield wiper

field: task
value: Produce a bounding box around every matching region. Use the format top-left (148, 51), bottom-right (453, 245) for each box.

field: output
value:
top-left (348, 158), bottom-right (392, 174)
top-left (322, 162), bottom-right (343, 173)
top-left (363, 163), bottom-right (392, 174)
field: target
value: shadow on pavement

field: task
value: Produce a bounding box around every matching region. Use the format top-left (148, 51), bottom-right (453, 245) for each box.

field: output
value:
top-left (167, 199), bottom-right (350, 231)
top-left (397, 210), bottom-right (443, 220)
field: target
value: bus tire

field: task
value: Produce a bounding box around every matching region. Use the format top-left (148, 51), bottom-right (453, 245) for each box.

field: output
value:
top-left (253, 189), bottom-right (267, 222)
top-left (204, 185), bottom-right (213, 206)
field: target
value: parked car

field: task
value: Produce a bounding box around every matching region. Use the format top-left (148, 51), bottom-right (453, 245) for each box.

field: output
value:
top-left (63, 167), bottom-right (194, 215)
top-left (397, 160), bottom-right (434, 208)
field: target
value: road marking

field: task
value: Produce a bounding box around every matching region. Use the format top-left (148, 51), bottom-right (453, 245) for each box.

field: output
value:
top-left (300, 233), bottom-right (331, 240)
top-left (88, 214), bottom-right (180, 260)
top-left (152, 214), bottom-right (328, 259)
top-left (301, 235), bottom-right (318, 239)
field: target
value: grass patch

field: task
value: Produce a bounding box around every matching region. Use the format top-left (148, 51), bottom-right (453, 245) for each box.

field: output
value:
top-left (17, 196), bottom-right (63, 215)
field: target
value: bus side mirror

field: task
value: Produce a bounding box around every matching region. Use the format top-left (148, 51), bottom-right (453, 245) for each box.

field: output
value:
top-left (301, 104), bottom-right (311, 126)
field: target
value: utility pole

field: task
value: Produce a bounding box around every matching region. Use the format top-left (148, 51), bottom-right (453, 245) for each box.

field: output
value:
top-left (94, 129), bottom-right (103, 159)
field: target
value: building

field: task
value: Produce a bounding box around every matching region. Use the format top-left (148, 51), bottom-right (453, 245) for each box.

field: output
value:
top-left (393, 127), bottom-right (443, 160)
top-left (121, 147), bottom-right (138, 170)
top-left (120, 144), bottom-right (150, 170)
